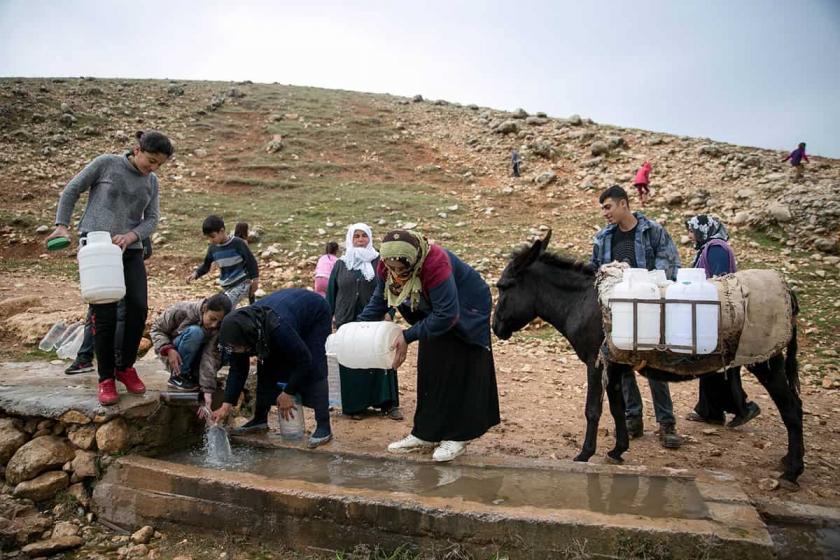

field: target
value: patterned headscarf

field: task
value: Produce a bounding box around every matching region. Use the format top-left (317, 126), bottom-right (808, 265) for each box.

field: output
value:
top-left (340, 223), bottom-right (378, 281)
top-left (379, 230), bottom-right (430, 310)
top-left (685, 215), bottom-right (729, 250)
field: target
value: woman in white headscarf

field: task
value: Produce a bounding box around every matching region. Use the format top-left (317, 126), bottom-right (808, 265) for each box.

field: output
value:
top-left (326, 223), bottom-right (402, 420)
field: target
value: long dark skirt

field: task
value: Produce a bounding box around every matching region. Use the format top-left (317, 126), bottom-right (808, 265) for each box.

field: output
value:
top-left (411, 332), bottom-right (500, 442)
top-left (693, 367), bottom-right (749, 421)
top-left (339, 365), bottom-right (399, 415)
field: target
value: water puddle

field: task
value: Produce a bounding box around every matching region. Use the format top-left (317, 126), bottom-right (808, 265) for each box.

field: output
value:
top-left (163, 445), bottom-right (709, 519)
top-left (768, 524), bottom-right (840, 559)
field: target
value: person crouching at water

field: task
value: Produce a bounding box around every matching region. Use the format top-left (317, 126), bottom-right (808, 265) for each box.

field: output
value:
top-left (151, 293), bottom-right (233, 412)
top-left (212, 288), bottom-right (333, 448)
top-left (358, 229), bottom-right (500, 462)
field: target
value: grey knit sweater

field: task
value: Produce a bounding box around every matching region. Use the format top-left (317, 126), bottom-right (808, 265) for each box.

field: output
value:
top-left (55, 154), bottom-right (159, 249)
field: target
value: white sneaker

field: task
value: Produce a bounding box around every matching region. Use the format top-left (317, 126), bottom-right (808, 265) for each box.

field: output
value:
top-left (387, 434), bottom-right (437, 453)
top-left (433, 440), bottom-right (467, 462)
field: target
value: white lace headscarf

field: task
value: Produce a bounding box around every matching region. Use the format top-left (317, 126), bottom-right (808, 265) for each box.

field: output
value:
top-left (340, 223), bottom-right (378, 281)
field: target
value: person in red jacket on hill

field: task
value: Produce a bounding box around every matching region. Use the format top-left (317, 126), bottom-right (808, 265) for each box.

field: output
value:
top-left (633, 161), bottom-right (652, 206)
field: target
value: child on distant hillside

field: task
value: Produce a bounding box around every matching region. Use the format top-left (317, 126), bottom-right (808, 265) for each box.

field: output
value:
top-left (187, 215), bottom-right (259, 306)
top-left (314, 241), bottom-right (339, 297)
top-left (151, 293), bottom-right (232, 413)
top-left (782, 142), bottom-right (809, 182)
top-left (634, 161), bottom-right (652, 206)
top-left (234, 222), bottom-right (250, 243)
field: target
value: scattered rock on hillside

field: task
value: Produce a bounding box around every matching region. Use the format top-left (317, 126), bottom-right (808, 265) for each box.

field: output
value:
top-left (590, 141), bottom-right (609, 157)
top-left (767, 202), bottom-right (793, 223)
top-left (265, 134), bottom-right (283, 154)
top-left (534, 171), bottom-right (557, 188)
top-left (814, 237), bottom-right (838, 254)
top-left (495, 120), bottom-right (519, 135)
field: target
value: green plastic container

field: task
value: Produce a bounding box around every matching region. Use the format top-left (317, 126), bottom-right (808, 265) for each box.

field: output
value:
top-left (46, 237), bottom-right (71, 251)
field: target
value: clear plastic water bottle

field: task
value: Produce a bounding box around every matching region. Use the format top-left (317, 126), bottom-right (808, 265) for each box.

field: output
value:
top-left (326, 352), bottom-right (342, 410)
top-left (54, 322), bottom-right (81, 349)
top-left (275, 382), bottom-right (305, 441)
top-left (57, 326), bottom-right (85, 360)
top-left (38, 321), bottom-right (67, 352)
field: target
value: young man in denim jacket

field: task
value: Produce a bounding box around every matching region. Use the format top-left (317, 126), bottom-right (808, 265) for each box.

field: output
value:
top-left (591, 185), bottom-right (683, 449)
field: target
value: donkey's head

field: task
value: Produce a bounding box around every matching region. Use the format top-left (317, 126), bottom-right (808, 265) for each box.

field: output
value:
top-left (492, 230), bottom-right (552, 340)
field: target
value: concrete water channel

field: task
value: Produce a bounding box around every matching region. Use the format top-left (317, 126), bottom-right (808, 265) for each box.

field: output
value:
top-left (94, 432), bottom-right (776, 559)
top-left (1, 359), bottom-right (838, 558)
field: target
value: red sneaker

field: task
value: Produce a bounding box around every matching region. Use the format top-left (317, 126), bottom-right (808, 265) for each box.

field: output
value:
top-left (98, 379), bottom-right (119, 406)
top-left (115, 367), bottom-right (146, 394)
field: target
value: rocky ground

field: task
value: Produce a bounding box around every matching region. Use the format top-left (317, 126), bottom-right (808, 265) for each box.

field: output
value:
top-left (0, 78), bottom-right (838, 558)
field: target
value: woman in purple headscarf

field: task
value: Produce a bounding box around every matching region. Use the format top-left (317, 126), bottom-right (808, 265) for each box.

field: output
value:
top-left (685, 215), bottom-right (760, 428)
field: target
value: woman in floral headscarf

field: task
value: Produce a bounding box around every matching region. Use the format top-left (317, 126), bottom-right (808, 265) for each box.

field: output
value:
top-left (327, 223), bottom-right (402, 421)
top-left (357, 229), bottom-right (500, 462)
top-left (685, 215), bottom-right (761, 428)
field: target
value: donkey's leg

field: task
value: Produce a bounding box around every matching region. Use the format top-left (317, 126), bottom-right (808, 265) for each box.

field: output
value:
top-left (574, 362), bottom-right (604, 462)
top-left (606, 363), bottom-right (629, 463)
top-left (749, 355), bottom-right (804, 485)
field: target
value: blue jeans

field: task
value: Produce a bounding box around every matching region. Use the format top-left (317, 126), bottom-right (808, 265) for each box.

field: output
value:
top-left (622, 370), bottom-right (676, 425)
top-left (173, 325), bottom-right (207, 379)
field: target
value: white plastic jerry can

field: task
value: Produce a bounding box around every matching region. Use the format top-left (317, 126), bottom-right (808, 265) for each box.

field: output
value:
top-left (330, 321), bottom-right (402, 369)
top-left (610, 268), bottom-right (662, 350)
top-left (665, 268), bottom-right (720, 354)
top-left (78, 231), bottom-right (125, 304)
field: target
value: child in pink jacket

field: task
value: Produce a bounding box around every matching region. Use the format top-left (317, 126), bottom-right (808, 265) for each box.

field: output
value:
top-left (634, 161), bottom-right (652, 206)
top-left (314, 241), bottom-right (339, 296)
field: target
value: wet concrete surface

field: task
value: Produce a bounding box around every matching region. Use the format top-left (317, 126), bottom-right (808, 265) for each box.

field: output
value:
top-left (165, 444), bottom-right (709, 519)
top-left (95, 450), bottom-right (775, 559)
top-left (0, 358), bottom-right (175, 421)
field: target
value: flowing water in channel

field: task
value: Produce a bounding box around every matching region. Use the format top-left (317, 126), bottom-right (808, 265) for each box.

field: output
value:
top-left (165, 444), bottom-right (709, 519)
top-left (202, 425), bottom-right (233, 466)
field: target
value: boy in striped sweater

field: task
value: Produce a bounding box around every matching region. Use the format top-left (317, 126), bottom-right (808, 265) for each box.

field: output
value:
top-left (187, 215), bottom-right (259, 306)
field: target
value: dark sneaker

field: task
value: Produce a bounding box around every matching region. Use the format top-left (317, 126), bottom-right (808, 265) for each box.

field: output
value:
top-left (728, 402), bottom-right (761, 428)
top-left (230, 418), bottom-right (269, 435)
top-left (385, 407), bottom-right (404, 421)
top-left (626, 416), bottom-right (644, 439)
top-left (658, 423), bottom-right (683, 449)
top-left (307, 427), bottom-right (333, 448)
top-left (167, 375), bottom-right (198, 392)
top-left (65, 360), bottom-right (94, 375)
top-left (686, 411), bottom-right (725, 425)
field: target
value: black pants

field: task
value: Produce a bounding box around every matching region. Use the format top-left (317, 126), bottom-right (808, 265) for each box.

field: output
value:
top-left (252, 310), bottom-right (332, 432)
top-left (91, 249), bottom-right (148, 382)
top-left (693, 367), bottom-right (749, 421)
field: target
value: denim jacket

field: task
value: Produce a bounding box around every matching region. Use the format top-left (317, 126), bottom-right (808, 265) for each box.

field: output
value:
top-left (590, 212), bottom-right (681, 280)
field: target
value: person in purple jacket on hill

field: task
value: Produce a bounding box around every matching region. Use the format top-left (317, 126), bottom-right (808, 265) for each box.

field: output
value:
top-left (782, 142), bottom-right (809, 182)
top-left (684, 215), bottom-right (760, 428)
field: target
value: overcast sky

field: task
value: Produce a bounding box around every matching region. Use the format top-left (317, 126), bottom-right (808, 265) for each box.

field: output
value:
top-left (2, 0), bottom-right (838, 157)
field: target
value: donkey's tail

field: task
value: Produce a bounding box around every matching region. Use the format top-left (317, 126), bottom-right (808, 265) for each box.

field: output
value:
top-left (786, 291), bottom-right (800, 396)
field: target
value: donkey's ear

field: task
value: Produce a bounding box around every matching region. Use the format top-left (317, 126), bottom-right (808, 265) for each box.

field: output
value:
top-left (540, 229), bottom-right (552, 253)
top-left (511, 238), bottom-right (543, 274)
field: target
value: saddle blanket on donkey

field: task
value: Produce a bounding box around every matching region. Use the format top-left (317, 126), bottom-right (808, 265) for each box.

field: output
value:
top-left (595, 263), bottom-right (795, 375)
